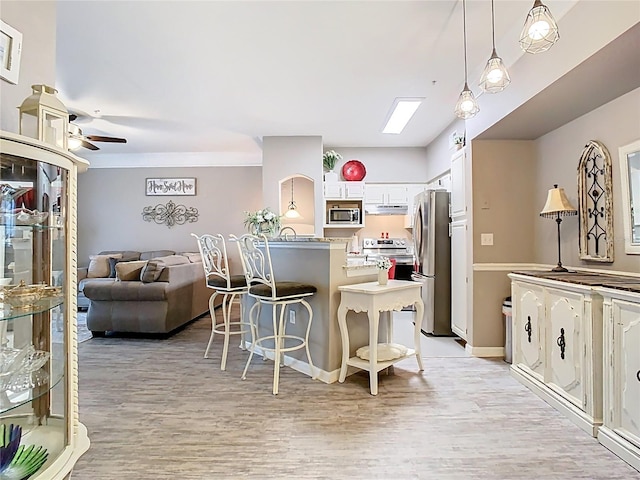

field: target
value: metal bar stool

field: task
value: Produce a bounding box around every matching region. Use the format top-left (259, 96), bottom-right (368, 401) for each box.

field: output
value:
top-left (232, 233), bottom-right (317, 395)
top-left (191, 233), bottom-right (250, 371)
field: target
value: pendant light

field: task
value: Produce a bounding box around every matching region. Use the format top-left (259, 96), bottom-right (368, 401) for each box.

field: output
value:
top-left (455, 0), bottom-right (479, 119)
top-left (519, 0), bottom-right (559, 54)
top-left (479, 0), bottom-right (510, 93)
top-left (284, 178), bottom-right (302, 219)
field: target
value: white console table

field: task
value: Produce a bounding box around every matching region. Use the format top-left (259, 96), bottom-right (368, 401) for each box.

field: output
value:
top-left (337, 280), bottom-right (424, 395)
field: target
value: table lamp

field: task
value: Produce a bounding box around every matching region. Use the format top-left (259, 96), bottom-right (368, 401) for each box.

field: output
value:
top-left (540, 184), bottom-right (577, 272)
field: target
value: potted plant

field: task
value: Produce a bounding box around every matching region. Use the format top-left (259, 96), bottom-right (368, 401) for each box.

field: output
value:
top-left (244, 207), bottom-right (281, 238)
top-left (323, 150), bottom-right (342, 183)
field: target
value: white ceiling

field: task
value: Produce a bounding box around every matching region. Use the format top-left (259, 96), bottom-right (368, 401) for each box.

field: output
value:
top-left (55, 1), bottom-right (582, 159)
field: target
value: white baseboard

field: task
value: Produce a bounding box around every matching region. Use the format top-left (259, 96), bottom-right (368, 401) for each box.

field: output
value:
top-left (465, 344), bottom-right (504, 358)
top-left (241, 340), bottom-right (335, 384)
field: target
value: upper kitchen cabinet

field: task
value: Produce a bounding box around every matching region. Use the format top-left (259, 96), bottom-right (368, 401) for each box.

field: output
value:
top-left (365, 184), bottom-right (408, 205)
top-left (450, 148), bottom-right (467, 220)
top-left (323, 181), bottom-right (365, 200)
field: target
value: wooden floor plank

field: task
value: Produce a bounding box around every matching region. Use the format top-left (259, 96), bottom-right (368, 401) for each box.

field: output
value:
top-left (72, 309), bottom-right (640, 479)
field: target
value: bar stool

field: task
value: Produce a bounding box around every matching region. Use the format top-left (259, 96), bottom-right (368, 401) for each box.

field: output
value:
top-left (232, 233), bottom-right (317, 395)
top-left (191, 233), bottom-right (250, 371)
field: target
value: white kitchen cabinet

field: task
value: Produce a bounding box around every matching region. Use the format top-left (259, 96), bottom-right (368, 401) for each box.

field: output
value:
top-left (450, 220), bottom-right (468, 340)
top-left (598, 287), bottom-right (640, 471)
top-left (323, 181), bottom-right (365, 200)
top-left (364, 184), bottom-right (408, 205)
top-left (509, 273), bottom-right (603, 437)
top-left (450, 148), bottom-right (466, 220)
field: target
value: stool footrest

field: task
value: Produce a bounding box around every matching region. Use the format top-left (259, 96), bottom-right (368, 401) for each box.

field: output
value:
top-left (212, 321), bottom-right (251, 335)
top-left (254, 334), bottom-right (307, 354)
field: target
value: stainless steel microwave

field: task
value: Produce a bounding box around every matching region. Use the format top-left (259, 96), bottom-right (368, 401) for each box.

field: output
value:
top-left (328, 208), bottom-right (360, 224)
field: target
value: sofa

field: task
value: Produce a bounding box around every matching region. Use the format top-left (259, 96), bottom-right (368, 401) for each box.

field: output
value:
top-left (78, 250), bottom-right (218, 335)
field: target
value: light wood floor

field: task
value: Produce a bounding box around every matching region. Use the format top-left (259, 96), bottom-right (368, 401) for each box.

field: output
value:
top-left (72, 309), bottom-right (640, 479)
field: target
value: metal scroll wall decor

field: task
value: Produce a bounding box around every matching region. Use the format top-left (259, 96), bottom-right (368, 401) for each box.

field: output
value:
top-left (142, 200), bottom-right (199, 228)
top-left (577, 140), bottom-right (613, 262)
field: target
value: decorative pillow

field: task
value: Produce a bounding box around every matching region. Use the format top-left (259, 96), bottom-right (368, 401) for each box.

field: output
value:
top-left (140, 259), bottom-right (166, 283)
top-left (355, 343), bottom-right (408, 362)
top-left (115, 260), bottom-right (148, 281)
top-left (87, 254), bottom-right (122, 278)
top-left (108, 257), bottom-right (122, 278)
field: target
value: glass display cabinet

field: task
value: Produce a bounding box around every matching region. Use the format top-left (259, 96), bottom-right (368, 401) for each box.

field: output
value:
top-left (0, 131), bottom-right (89, 479)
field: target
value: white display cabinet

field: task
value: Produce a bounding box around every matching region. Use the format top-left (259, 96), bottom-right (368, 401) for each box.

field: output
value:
top-left (0, 131), bottom-right (89, 479)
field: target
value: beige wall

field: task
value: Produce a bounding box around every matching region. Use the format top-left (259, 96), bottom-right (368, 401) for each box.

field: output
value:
top-left (467, 140), bottom-right (537, 348)
top-left (77, 166), bottom-right (262, 273)
top-left (468, 89), bottom-right (640, 350)
top-left (535, 87), bottom-right (640, 274)
top-left (0, 1), bottom-right (56, 133)
top-left (471, 140), bottom-right (537, 264)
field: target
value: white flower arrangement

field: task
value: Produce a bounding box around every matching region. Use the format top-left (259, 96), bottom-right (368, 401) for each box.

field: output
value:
top-left (323, 150), bottom-right (343, 171)
top-left (375, 256), bottom-right (393, 271)
top-left (244, 207), bottom-right (281, 236)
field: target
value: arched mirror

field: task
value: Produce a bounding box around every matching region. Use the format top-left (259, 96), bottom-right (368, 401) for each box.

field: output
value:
top-left (279, 174), bottom-right (315, 236)
top-left (619, 139), bottom-right (640, 254)
top-left (578, 140), bottom-right (613, 262)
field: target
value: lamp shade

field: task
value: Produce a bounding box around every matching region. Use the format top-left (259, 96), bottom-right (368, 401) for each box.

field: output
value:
top-left (540, 185), bottom-right (577, 217)
top-left (519, 0), bottom-right (560, 54)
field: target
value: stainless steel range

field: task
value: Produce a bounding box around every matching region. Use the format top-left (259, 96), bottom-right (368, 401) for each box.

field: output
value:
top-left (361, 237), bottom-right (415, 280)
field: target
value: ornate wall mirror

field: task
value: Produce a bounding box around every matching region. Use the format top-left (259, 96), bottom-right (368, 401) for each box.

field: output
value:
top-left (577, 140), bottom-right (614, 262)
top-left (619, 139), bottom-right (640, 254)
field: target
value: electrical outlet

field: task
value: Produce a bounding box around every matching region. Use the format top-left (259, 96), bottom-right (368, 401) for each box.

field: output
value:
top-left (480, 233), bottom-right (494, 246)
top-left (289, 310), bottom-right (295, 324)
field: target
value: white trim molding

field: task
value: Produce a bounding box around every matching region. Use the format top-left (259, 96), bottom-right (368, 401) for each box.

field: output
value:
top-left (465, 345), bottom-right (505, 358)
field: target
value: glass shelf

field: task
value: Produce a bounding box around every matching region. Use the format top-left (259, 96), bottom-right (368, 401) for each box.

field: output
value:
top-left (0, 370), bottom-right (64, 415)
top-left (0, 297), bottom-right (64, 322)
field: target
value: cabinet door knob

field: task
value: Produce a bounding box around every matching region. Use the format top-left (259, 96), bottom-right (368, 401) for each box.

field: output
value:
top-left (637, 370), bottom-right (640, 382)
top-left (557, 328), bottom-right (566, 360)
top-left (525, 316), bottom-right (532, 343)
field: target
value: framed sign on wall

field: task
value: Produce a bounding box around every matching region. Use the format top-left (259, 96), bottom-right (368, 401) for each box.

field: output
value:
top-left (0, 20), bottom-right (23, 85)
top-left (145, 178), bottom-right (197, 196)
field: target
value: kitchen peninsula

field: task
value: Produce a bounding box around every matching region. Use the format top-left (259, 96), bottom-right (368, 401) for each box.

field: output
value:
top-left (250, 237), bottom-right (380, 384)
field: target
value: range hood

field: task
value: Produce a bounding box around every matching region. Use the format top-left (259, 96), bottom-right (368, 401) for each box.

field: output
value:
top-left (364, 204), bottom-right (409, 215)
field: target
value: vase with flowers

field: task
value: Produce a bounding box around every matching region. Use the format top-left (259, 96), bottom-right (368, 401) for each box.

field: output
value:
top-left (244, 207), bottom-right (281, 238)
top-left (323, 149), bottom-right (342, 183)
top-left (375, 256), bottom-right (392, 285)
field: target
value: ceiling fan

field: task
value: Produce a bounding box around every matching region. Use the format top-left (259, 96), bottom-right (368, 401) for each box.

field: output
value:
top-left (68, 113), bottom-right (127, 151)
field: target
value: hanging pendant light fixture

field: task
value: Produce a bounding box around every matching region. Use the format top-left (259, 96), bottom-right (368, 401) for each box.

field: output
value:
top-left (519, 0), bottom-right (559, 54)
top-left (455, 0), bottom-right (480, 119)
top-left (479, 0), bottom-right (511, 93)
top-left (284, 178), bottom-right (302, 219)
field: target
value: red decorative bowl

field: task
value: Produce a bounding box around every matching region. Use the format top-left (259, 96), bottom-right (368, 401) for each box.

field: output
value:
top-left (342, 160), bottom-right (366, 181)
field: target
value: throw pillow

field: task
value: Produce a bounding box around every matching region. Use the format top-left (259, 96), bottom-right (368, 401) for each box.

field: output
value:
top-left (115, 260), bottom-right (148, 281)
top-left (108, 257), bottom-right (122, 278)
top-left (87, 254), bottom-right (122, 278)
top-left (140, 259), bottom-right (166, 283)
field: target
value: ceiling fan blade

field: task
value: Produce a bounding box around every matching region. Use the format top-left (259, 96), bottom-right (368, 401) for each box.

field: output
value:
top-left (85, 135), bottom-right (127, 143)
top-left (81, 139), bottom-right (100, 151)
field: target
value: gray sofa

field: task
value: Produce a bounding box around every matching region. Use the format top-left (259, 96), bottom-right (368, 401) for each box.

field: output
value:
top-left (78, 250), bottom-right (217, 335)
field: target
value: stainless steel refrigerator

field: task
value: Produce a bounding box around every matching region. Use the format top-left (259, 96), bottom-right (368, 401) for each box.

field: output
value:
top-left (411, 190), bottom-right (452, 336)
